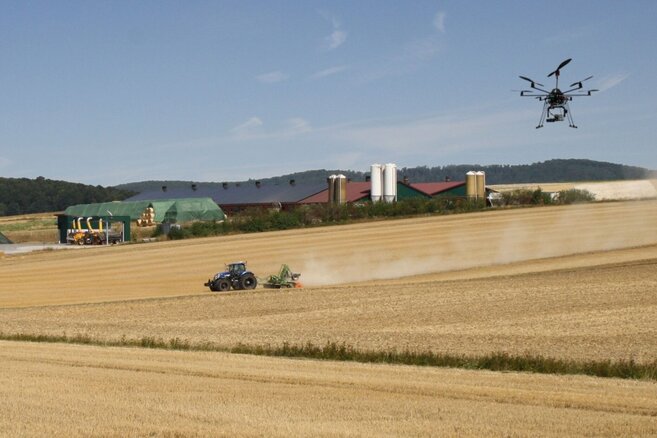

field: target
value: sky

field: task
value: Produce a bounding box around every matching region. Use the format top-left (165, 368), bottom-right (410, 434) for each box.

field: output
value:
top-left (1, 0), bottom-right (656, 186)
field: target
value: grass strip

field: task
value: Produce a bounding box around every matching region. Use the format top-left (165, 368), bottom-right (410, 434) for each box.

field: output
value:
top-left (2, 332), bottom-right (656, 381)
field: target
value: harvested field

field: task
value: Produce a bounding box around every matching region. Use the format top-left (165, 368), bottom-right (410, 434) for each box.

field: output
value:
top-left (2, 341), bottom-right (656, 437)
top-left (2, 200), bottom-right (657, 435)
top-left (3, 245), bottom-right (657, 362)
top-left (1, 200), bottom-right (657, 307)
top-left (489, 179), bottom-right (657, 200)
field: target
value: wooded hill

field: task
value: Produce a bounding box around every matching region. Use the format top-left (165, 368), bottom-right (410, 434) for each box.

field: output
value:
top-left (2, 159), bottom-right (654, 216)
top-left (116, 159), bottom-right (656, 193)
top-left (0, 177), bottom-right (134, 217)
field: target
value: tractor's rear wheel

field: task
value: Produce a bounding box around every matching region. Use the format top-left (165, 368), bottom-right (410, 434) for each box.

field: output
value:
top-left (240, 274), bottom-right (257, 290)
top-left (216, 279), bottom-right (231, 292)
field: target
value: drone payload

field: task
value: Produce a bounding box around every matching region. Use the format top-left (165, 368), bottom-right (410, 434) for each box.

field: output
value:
top-left (518, 58), bottom-right (597, 129)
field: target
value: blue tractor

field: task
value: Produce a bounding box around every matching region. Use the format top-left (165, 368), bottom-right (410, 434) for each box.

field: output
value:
top-left (204, 261), bottom-right (258, 292)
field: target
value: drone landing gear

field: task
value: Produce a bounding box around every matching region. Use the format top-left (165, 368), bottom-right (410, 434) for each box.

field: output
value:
top-left (564, 102), bottom-right (577, 128)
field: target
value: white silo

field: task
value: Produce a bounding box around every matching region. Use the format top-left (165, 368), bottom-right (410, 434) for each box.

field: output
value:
top-left (335, 174), bottom-right (347, 204)
top-left (327, 175), bottom-right (337, 204)
top-left (370, 164), bottom-right (383, 202)
top-left (383, 163), bottom-right (397, 203)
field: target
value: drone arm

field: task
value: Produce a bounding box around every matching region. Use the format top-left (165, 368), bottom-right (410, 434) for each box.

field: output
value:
top-left (520, 91), bottom-right (546, 97)
top-left (565, 91), bottom-right (597, 97)
top-left (529, 85), bottom-right (550, 94)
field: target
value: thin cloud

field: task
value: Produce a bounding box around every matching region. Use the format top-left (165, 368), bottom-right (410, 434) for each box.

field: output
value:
top-left (321, 12), bottom-right (347, 50)
top-left (310, 65), bottom-right (348, 79)
top-left (327, 29), bottom-right (347, 49)
top-left (229, 117), bottom-right (312, 142)
top-left (230, 117), bottom-right (263, 135)
top-left (256, 71), bottom-right (289, 83)
top-left (596, 73), bottom-right (629, 92)
top-left (433, 11), bottom-right (446, 33)
top-left (404, 37), bottom-right (444, 61)
top-left (286, 118), bottom-right (312, 135)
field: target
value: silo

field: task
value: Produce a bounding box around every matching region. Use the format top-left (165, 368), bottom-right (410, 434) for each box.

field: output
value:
top-left (466, 171), bottom-right (477, 198)
top-left (335, 174), bottom-right (347, 204)
top-left (370, 164), bottom-right (383, 202)
top-left (383, 163), bottom-right (397, 203)
top-left (475, 171), bottom-right (486, 200)
top-left (327, 175), bottom-right (337, 204)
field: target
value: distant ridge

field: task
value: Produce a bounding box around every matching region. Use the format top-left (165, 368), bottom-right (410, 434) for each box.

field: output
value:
top-left (116, 159), bottom-right (656, 194)
top-left (0, 177), bottom-right (134, 217)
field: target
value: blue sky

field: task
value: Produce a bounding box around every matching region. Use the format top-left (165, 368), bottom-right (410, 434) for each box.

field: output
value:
top-left (1, 1), bottom-right (655, 185)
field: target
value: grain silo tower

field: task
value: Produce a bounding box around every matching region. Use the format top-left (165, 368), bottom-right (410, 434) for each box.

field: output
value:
top-left (475, 171), bottom-right (486, 199)
top-left (370, 164), bottom-right (383, 202)
top-left (383, 163), bottom-right (397, 203)
top-left (327, 175), bottom-right (337, 203)
top-left (335, 174), bottom-right (347, 204)
top-left (466, 171), bottom-right (477, 198)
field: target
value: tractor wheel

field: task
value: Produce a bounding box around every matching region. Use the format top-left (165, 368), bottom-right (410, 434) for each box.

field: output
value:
top-left (240, 273), bottom-right (257, 290)
top-left (216, 279), bottom-right (231, 292)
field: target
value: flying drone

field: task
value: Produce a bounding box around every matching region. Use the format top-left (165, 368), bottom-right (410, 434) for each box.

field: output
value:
top-left (518, 58), bottom-right (597, 129)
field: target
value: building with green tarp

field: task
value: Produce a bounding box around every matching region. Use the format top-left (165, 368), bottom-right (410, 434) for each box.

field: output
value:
top-left (64, 198), bottom-right (225, 223)
top-left (0, 231), bottom-right (12, 244)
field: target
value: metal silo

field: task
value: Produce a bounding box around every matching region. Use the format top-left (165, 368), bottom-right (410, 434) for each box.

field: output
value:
top-left (370, 164), bottom-right (383, 202)
top-left (327, 175), bottom-right (337, 204)
top-left (335, 174), bottom-right (347, 204)
top-left (383, 163), bottom-right (397, 203)
top-left (466, 171), bottom-right (477, 198)
top-left (475, 171), bottom-right (486, 200)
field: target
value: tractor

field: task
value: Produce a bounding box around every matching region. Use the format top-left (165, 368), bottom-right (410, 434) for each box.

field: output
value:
top-left (204, 261), bottom-right (258, 292)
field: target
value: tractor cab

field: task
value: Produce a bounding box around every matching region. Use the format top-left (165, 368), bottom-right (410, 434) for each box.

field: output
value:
top-left (228, 262), bottom-right (247, 275)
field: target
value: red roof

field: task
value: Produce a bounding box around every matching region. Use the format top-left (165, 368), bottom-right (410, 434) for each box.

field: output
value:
top-left (300, 182), bottom-right (371, 203)
top-left (410, 181), bottom-right (465, 196)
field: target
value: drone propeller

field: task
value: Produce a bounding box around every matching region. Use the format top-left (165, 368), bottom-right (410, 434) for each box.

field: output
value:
top-left (569, 76), bottom-right (593, 88)
top-left (547, 58), bottom-right (572, 77)
top-left (519, 75), bottom-right (544, 87)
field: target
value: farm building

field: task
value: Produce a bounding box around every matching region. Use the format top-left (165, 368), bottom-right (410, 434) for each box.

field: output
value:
top-left (58, 198), bottom-right (226, 244)
top-left (126, 182), bottom-right (327, 214)
top-left (409, 181), bottom-right (467, 197)
top-left (64, 198), bottom-right (225, 223)
top-left (298, 180), bottom-right (467, 204)
top-left (0, 231), bottom-right (12, 244)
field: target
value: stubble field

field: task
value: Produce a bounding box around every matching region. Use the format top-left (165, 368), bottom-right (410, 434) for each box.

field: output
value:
top-left (1, 200), bottom-right (657, 436)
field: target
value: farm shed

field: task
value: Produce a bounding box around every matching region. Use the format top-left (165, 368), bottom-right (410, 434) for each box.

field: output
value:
top-left (299, 180), bottom-right (465, 204)
top-left (0, 231), bottom-right (12, 244)
top-left (126, 182), bottom-right (327, 214)
top-left (64, 198), bottom-right (225, 223)
top-left (299, 182), bottom-right (371, 204)
top-left (55, 214), bottom-right (131, 244)
top-left (410, 181), bottom-right (467, 198)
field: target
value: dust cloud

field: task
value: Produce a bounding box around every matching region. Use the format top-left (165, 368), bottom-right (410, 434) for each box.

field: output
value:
top-left (299, 201), bottom-right (657, 286)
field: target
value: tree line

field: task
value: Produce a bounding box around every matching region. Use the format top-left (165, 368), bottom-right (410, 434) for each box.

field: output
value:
top-left (0, 177), bottom-right (134, 216)
top-left (116, 159), bottom-right (656, 193)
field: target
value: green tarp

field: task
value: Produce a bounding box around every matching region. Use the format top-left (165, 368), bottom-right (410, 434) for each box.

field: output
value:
top-left (0, 231), bottom-right (12, 244)
top-left (64, 198), bottom-right (225, 223)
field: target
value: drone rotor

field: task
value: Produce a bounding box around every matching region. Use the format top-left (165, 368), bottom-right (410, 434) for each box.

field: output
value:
top-left (547, 58), bottom-right (572, 77)
top-left (569, 75), bottom-right (593, 88)
top-left (519, 75), bottom-right (544, 87)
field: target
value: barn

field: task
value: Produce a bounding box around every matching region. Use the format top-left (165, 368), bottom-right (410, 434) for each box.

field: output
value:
top-left (126, 182), bottom-right (327, 214)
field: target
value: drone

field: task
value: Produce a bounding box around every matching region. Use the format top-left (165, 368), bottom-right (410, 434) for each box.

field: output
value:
top-left (518, 58), bottom-right (597, 129)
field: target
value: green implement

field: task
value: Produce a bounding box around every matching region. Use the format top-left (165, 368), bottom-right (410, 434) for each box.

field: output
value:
top-left (264, 264), bottom-right (302, 289)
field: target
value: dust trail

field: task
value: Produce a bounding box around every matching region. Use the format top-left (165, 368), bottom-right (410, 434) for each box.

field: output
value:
top-left (299, 201), bottom-right (657, 286)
